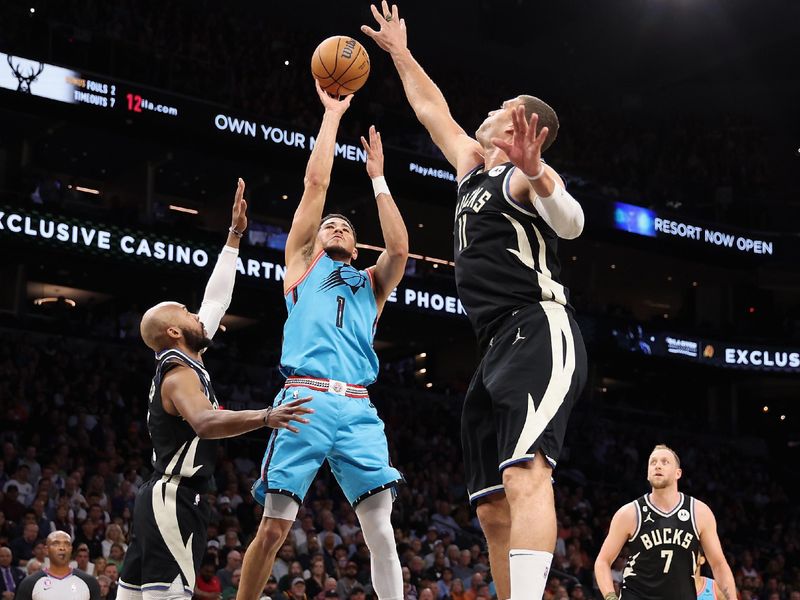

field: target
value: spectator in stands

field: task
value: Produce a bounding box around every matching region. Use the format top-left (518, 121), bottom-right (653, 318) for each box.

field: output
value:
top-left (101, 523), bottom-right (127, 558)
top-left (195, 557), bottom-right (222, 600)
top-left (216, 549), bottom-right (242, 591)
top-left (9, 523), bottom-right (39, 567)
top-left (0, 546), bottom-right (25, 598)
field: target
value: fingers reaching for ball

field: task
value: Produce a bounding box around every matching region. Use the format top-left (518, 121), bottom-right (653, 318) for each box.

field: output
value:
top-left (360, 125), bottom-right (385, 179)
top-left (314, 79), bottom-right (353, 114)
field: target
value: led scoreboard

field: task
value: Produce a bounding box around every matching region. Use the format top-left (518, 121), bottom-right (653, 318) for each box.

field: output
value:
top-left (1, 51), bottom-right (180, 118)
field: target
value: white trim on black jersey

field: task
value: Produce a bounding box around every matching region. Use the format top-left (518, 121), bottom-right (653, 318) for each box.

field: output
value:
top-left (689, 496), bottom-right (700, 538)
top-left (645, 492), bottom-right (685, 518)
top-left (629, 500), bottom-right (643, 542)
top-left (501, 167), bottom-right (539, 218)
top-left (156, 348), bottom-right (211, 382)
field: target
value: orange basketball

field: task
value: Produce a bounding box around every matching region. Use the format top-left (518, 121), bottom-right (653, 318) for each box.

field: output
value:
top-left (311, 36), bottom-right (370, 96)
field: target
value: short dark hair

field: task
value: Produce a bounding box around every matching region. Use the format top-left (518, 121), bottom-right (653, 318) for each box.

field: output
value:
top-left (320, 214), bottom-right (357, 242)
top-left (517, 95), bottom-right (559, 153)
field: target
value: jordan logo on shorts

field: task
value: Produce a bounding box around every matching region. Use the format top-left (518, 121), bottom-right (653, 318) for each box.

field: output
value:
top-left (512, 328), bottom-right (526, 345)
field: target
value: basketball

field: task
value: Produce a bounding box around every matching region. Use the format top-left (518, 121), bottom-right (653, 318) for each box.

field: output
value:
top-left (311, 35), bottom-right (370, 96)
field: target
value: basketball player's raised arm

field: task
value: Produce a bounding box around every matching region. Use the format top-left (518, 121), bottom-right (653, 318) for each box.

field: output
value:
top-left (362, 2), bottom-right (482, 177)
top-left (595, 503), bottom-right (636, 599)
top-left (284, 82), bottom-right (353, 287)
top-left (198, 179), bottom-right (248, 340)
top-left (162, 366), bottom-right (313, 439)
top-left (695, 501), bottom-right (737, 600)
top-left (360, 126), bottom-right (408, 311)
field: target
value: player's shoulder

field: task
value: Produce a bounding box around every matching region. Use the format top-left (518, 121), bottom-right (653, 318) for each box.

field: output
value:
top-left (611, 500), bottom-right (639, 527)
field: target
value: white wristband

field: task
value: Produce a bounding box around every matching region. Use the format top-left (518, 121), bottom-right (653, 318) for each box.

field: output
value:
top-left (371, 176), bottom-right (391, 198)
top-left (525, 162), bottom-right (546, 181)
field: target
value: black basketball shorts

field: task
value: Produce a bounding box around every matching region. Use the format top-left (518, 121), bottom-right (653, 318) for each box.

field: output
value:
top-left (462, 301), bottom-right (587, 503)
top-left (119, 476), bottom-right (211, 596)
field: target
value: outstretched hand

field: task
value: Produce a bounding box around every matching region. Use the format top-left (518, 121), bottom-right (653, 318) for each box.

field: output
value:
top-left (315, 79), bottom-right (353, 115)
top-left (361, 1), bottom-right (407, 55)
top-left (492, 105), bottom-right (549, 178)
top-left (360, 125), bottom-right (385, 179)
top-left (231, 178), bottom-right (248, 233)
top-left (266, 396), bottom-right (314, 434)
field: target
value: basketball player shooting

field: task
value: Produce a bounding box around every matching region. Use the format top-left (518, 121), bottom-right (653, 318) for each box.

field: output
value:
top-left (594, 445), bottom-right (736, 600)
top-left (117, 180), bottom-right (313, 600)
top-left (364, 4), bottom-right (587, 599)
top-left (237, 83), bottom-right (408, 600)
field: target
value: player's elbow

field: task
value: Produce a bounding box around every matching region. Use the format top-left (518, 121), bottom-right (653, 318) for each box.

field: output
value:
top-left (386, 237), bottom-right (409, 260)
top-left (303, 174), bottom-right (330, 191)
top-left (190, 415), bottom-right (214, 439)
top-left (559, 208), bottom-right (584, 240)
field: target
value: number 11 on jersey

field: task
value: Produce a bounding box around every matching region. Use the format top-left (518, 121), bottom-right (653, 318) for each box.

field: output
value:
top-left (457, 214), bottom-right (468, 252)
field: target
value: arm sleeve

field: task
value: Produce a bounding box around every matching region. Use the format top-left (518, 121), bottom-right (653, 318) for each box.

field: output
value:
top-left (13, 574), bottom-right (36, 600)
top-left (532, 183), bottom-right (585, 240)
top-left (197, 245), bottom-right (239, 340)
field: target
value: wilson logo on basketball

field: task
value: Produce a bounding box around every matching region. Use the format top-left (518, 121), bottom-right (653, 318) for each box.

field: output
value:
top-left (342, 39), bottom-right (357, 59)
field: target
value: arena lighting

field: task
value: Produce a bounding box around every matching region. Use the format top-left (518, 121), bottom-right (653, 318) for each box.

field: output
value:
top-left (781, 415), bottom-right (787, 421)
top-left (417, 352), bottom-right (427, 358)
top-left (763, 406), bottom-right (769, 413)
top-left (610, 264), bottom-right (616, 269)
top-left (425, 383), bottom-right (433, 388)
top-left (667, 275), bottom-right (672, 281)
top-left (29, 7), bottom-right (35, 13)
top-left (417, 223), bottom-right (424, 228)
top-left (281, 194), bottom-right (288, 200)
top-left (67, 185), bottom-right (101, 195)
top-left (692, 281), bottom-right (698, 287)
top-left (284, 60), bottom-right (290, 66)
top-left (169, 205), bottom-right (199, 215)
top-left (355, 243), bottom-right (455, 267)
top-left (417, 368), bottom-right (427, 374)
top-left (34, 297), bottom-right (76, 307)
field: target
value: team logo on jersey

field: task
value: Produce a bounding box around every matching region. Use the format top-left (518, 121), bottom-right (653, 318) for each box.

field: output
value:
top-left (488, 165), bottom-right (507, 177)
top-left (678, 509), bottom-right (691, 522)
top-left (319, 265), bottom-right (368, 295)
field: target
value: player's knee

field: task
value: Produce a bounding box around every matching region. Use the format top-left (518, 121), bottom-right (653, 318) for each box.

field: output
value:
top-left (256, 518), bottom-right (291, 552)
top-left (476, 499), bottom-right (511, 535)
top-left (503, 462), bottom-right (550, 501)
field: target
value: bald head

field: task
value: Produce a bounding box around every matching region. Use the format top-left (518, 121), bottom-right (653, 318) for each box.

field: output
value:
top-left (140, 302), bottom-right (185, 351)
top-left (46, 530), bottom-right (71, 545)
top-left (141, 301), bottom-right (211, 355)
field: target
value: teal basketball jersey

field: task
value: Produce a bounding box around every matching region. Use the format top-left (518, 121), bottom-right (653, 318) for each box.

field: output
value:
top-left (280, 251), bottom-right (379, 385)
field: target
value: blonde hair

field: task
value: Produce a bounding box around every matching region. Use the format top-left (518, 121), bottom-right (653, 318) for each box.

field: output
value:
top-left (651, 444), bottom-right (681, 467)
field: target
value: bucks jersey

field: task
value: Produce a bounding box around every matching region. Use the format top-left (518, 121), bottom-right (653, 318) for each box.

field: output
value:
top-left (455, 162), bottom-right (570, 348)
top-left (622, 493), bottom-right (701, 600)
top-left (147, 349), bottom-right (219, 491)
top-left (281, 251), bottom-right (379, 385)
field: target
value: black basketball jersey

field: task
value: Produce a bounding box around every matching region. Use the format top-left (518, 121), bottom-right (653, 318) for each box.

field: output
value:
top-left (455, 162), bottom-right (570, 348)
top-left (147, 349), bottom-right (219, 491)
top-left (622, 493), bottom-right (701, 600)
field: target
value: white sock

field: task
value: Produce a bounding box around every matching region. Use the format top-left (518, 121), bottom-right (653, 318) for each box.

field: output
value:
top-left (509, 549), bottom-right (553, 600)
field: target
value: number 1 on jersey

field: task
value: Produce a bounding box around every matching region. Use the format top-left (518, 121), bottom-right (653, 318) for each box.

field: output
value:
top-left (336, 296), bottom-right (345, 328)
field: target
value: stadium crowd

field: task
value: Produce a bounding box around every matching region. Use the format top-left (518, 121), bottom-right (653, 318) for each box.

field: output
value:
top-left (0, 0), bottom-right (778, 229)
top-left (0, 328), bottom-right (797, 599)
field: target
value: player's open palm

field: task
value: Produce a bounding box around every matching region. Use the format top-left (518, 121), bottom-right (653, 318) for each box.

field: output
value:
top-left (492, 105), bottom-right (549, 178)
top-left (361, 1), bottom-right (407, 54)
top-left (360, 125), bottom-right (385, 179)
top-left (231, 178), bottom-right (248, 233)
top-left (266, 396), bottom-right (314, 433)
